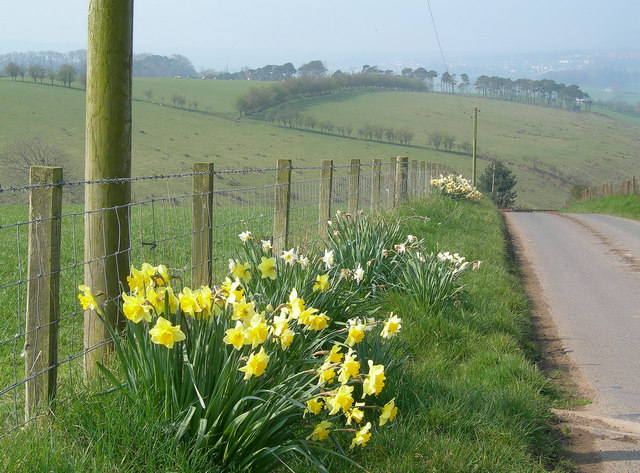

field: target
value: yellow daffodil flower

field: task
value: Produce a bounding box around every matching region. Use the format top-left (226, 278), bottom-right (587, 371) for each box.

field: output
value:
top-left (77, 285), bottom-right (97, 311)
top-left (345, 319), bottom-right (366, 346)
top-left (243, 312), bottom-right (269, 348)
top-left (239, 347), bottom-right (270, 380)
top-left (257, 256), bottom-right (277, 280)
top-left (328, 344), bottom-right (343, 363)
top-left (223, 321), bottom-right (246, 350)
top-left (148, 316), bottom-right (186, 349)
top-left (345, 405), bottom-right (365, 425)
top-left (231, 260), bottom-right (251, 283)
top-left (122, 291), bottom-right (152, 323)
top-left (379, 398), bottom-right (398, 426)
top-left (179, 286), bottom-right (202, 318)
top-left (232, 297), bottom-right (256, 321)
top-left (305, 312), bottom-right (330, 331)
top-left (350, 422), bottom-right (372, 449)
top-left (305, 397), bottom-right (323, 416)
top-left (307, 421), bottom-right (331, 441)
top-left (338, 348), bottom-right (360, 384)
top-left (278, 328), bottom-right (295, 349)
top-left (325, 384), bottom-right (354, 415)
top-left (313, 274), bottom-right (330, 292)
top-left (362, 359), bottom-right (386, 397)
top-left (381, 313), bottom-right (402, 339)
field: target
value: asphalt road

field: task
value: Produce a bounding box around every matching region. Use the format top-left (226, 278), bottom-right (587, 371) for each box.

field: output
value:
top-left (506, 212), bottom-right (640, 472)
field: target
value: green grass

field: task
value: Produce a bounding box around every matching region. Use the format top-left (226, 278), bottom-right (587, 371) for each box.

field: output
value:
top-left (0, 195), bottom-right (574, 472)
top-left (562, 194), bottom-right (640, 220)
top-left (3, 77), bottom-right (640, 209)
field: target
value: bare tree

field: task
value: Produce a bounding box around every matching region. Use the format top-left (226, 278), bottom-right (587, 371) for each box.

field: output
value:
top-left (0, 137), bottom-right (68, 184)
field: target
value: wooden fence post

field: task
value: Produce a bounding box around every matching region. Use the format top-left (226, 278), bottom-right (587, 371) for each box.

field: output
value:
top-left (371, 159), bottom-right (382, 213)
top-left (318, 160), bottom-right (333, 240)
top-left (192, 163), bottom-right (214, 288)
top-left (273, 159), bottom-right (292, 255)
top-left (420, 161), bottom-right (427, 197)
top-left (348, 159), bottom-right (361, 214)
top-left (410, 160), bottom-right (418, 198)
top-left (634, 176), bottom-right (638, 195)
top-left (25, 166), bottom-right (62, 421)
top-left (84, 0), bottom-right (133, 377)
top-left (389, 157), bottom-right (397, 208)
top-left (395, 156), bottom-right (408, 207)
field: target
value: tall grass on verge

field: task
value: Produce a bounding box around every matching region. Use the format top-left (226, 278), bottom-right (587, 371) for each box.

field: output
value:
top-left (562, 194), bottom-right (640, 221)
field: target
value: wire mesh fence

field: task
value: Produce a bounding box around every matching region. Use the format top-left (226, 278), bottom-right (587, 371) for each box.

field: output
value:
top-left (0, 157), bottom-right (452, 435)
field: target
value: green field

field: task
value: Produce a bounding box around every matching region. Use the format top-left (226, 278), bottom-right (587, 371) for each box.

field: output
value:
top-left (2, 77), bottom-right (640, 208)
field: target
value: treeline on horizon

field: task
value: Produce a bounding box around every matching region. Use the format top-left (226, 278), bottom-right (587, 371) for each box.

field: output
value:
top-left (0, 50), bottom-right (198, 79)
top-left (234, 73), bottom-right (429, 115)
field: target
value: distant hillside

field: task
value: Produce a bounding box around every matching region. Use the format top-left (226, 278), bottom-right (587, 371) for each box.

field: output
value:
top-left (1, 77), bottom-right (639, 209)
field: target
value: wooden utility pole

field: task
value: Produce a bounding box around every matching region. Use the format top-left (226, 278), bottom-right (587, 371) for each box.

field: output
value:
top-left (84, 0), bottom-right (134, 376)
top-left (472, 107), bottom-right (478, 186)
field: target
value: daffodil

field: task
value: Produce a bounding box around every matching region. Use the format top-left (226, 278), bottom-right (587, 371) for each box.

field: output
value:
top-left (307, 421), bottom-right (331, 441)
top-left (277, 328), bottom-right (295, 349)
top-left (239, 347), bottom-right (270, 380)
top-left (122, 291), bottom-right (152, 323)
top-left (196, 286), bottom-right (215, 319)
top-left (379, 398), bottom-right (398, 426)
top-left (286, 288), bottom-right (305, 319)
top-left (77, 285), bottom-right (97, 310)
top-left (223, 321), bottom-right (246, 350)
top-left (327, 344), bottom-right (343, 363)
top-left (362, 359), bottom-right (386, 397)
top-left (261, 239), bottom-right (272, 251)
top-left (338, 348), bottom-right (360, 384)
top-left (318, 360), bottom-right (336, 385)
top-left (298, 254), bottom-right (310, 269)
top-left (353, 263), bottom-right (364, 284)
top-left (238, 231), bottom-right (251, 243)
top-left (179, 286), bottom-right (202, 318)
top-left (350, 422), bottom-right (372, 449)
top-left (345, 318), bottom-right (366, 346)
top-left (305, 311), bottom-right (330, 331)
top-left (148, 317), bottom-right (186, 349)
top-left (345, 404), bottom-right (365, 425)
top-left (325, 384), bottom-right (354, 415)
top-left (322, 249), bottom-right (334, 269)
top-left (127, 264), bottom-right (154, 294)
top-left (230, 260), bottom-right (251, 283)
top-left (243, 312), bottom-right (269, 348)
top-left (313, 274), bottom-right (330, 292)
top-left (305, 397), bottom-right (323, 416)
top-left (257, 256), bottom-right (277, 280)
top-left (280, 248), bottom-right (298, 265)
top-left (232, 297), bottom-right (256, 321)
top-left (381, 313), bottom-right (402, 339)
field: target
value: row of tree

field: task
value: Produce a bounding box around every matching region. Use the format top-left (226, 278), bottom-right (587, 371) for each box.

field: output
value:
top-left (204, 60), bottom-right (328, 81)
top-left (235, 73), bottom-right (429, 115)
top-left (473, 76), bottom-right (591, 110)
top-left (1, 50), bottom-right (197, 79)
top-left (4, 62), bottom-right (78, 87)
top-left (593, 99), bottom-right (640, 118)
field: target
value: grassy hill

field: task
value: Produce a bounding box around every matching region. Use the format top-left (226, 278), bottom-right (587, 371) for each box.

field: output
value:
top-left (2, 77), bottom-right (640, 208)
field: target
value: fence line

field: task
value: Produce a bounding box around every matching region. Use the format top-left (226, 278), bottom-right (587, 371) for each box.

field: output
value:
top-left (582, 173), bottom-right (639, 199)
top-left (0, 156), bottom-right (455, 435)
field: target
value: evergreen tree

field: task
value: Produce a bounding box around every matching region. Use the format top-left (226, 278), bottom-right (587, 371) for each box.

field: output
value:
top-left (478, 160), bottom-right (517, 208)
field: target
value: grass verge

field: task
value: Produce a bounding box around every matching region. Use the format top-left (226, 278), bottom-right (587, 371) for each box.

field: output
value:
top-left (0, 195), bottom-right (572, 472)
top-left (562, 194), bottom-right (640, 220)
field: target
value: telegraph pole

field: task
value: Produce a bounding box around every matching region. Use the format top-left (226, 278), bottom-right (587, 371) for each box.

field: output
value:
top-left (472, 106), bottom-right (478, 186)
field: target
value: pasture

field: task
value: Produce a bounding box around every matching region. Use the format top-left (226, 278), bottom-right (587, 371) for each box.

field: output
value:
top-left (2, 76), bottom-right (640, 208)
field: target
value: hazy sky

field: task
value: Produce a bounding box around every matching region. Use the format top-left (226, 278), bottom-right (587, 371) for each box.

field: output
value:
top-left (1, 0), bottom-right (639, 71)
